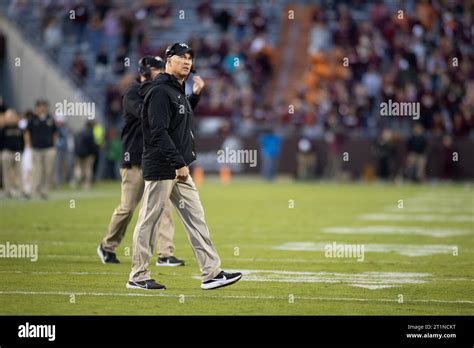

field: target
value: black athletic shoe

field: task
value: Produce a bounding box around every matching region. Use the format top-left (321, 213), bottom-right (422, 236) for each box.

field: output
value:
top-left (201, 271), bottom-right (242, 290)
top-left (97, 244), bottom-right (120, 264)
top-left (126, 279), bottom-right (166, 290)
top-left (156, 256), bottom-right (185, 267)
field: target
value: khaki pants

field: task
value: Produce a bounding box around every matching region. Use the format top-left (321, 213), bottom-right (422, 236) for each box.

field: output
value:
top-left (102, 166), bottom-right (175, 258)
top-left (73, 155), bottom-right (95, 189)
top-left (32, 147), bottom-right (56, 196)
top-left (2, 150), bottom-right (23, 196)
top-left (130, 176), bottom-right (221, 283)
top-left (297, 152), bottom-right (316, 180)
top-left (407, 153), bottom-right (427, 181)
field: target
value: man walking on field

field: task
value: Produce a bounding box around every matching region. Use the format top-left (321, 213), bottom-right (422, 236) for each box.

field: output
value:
top-left (127, 43), bottom-right (242, 290)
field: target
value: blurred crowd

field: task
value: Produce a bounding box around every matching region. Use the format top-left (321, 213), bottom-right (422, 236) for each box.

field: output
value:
top-left (6, 0), bottom-right (275, 129)
top-left (293, 0), bottom-right (472, 138)
top-left (2, 0), bottom-right (472, 184)
top-left (0, 98), bottom-right (119, 199)
top-left (287, 0), bottom-right (472, 181)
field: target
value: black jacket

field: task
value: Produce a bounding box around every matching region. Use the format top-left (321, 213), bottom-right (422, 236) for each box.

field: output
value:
top-left (0, 126), bottom-right (4, 151)
top-left (74, 127), bottom-right (97, 158)
top-left (120, 82), bottom-right (143, 167)
top-left (139, 73), bottom-right (200, 180)
top-left (121, 78), bottom-right (200, 169)
top-left (407, 134), bottom-right (427, 154)
top-left (3, 125), bottom-right (24, 152)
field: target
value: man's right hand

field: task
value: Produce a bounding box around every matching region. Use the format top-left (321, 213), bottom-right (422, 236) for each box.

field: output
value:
top-left (176, 166), bottom-right (189, 182)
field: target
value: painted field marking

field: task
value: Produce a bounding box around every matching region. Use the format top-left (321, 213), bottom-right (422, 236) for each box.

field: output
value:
top-left (409, 196), bottom-right (473, 201)
top-left (2, 267), bottom-right (472, 295)
top-left (223, 269), bottom-right (430, 289)
top-left (322, 226), bottom-right (470, 238)
top-left (6, 254), bottom-right (467, 265)
top-left (359, 213), bottom-right (473, 222)
top-left (274, 242), bottom-right (457, 256)
top-left (0, 291), bottom-right (472, 305)
top-left (0, 191), bottom-right (118, 204)
top-left (0, 270), bottom-right (124, 275)
top-left (384, 206), bottom-right (473, 213)
top-left (1, 270), bottom-right (473, 283)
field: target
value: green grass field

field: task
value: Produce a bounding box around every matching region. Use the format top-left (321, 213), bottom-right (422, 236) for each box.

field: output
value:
top-left (0, 179), bottom-right (473, 315)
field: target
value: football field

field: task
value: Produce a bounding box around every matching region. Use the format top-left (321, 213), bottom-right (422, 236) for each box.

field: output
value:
top-left (0, 179), bottom-right (473, 315)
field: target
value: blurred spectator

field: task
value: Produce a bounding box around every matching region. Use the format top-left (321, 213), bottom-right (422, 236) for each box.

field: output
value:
top-left (102, 127), bottom-right (120, 180)
top-left (196, 0), bottom-right (213, 28)
top-left (71, 52), bottom-right (88, 86)
top-left (71, 0), bottom-right (89, 44)
top-left (119, 10), bottom-right (135, 52)
top-left (43, 17), bottom-right (63, 59)
top-left (308, 17), bottom-right (332, 55)
top-left (440, 135), bottom-right (457, 179)
top-left (113, 45), bottom-right (127, 75)
top-left (375, 128), bottom-right (395, 180)
top-left (149, 0), bottom-right (172, 30)
top-left (73, 121), bottom-right (97, 189)
top-left (88, 13), bottom-right (104, 53)
top-left (95, 46), bottom-right (110, 82)
top-left (405, 124), bottom-right (427, 182)
top-left (259, 131), bottom-right (282, 181)
top-left (361, 64), bottom-right (382, 109)
top-left (102, 8), bottom-right (120, 60)
top-left (24, 100), bottom-right (58, 199)
top-left (105, 85), bottom-right (122, 126)
top-left (2, 109), bottom-right (25, 198)
top-left (248, 5), bottom-right (267, 34)
top-left (20, 110), bottom-right (34, 195)
top-left (222, 45), bottom-right (242, 74)
top-left (54, 114), bottom-right (72, 188)
top-left (214, 6), bottom-right (232, 33)
top-left (0, 108), bottom-right (5, 191)
top-left (92, 121), bottom-right (105, 180)
top-left (0, 30), bottom-right (5, 62)
top-left (233, 6), bottom-right (247, 41)
top-left (296, 138), bottom-right (316, 180)
top-left (7, 0), bottom-right (28, 21)
top-left (137, 34), bottom-right (153, 57)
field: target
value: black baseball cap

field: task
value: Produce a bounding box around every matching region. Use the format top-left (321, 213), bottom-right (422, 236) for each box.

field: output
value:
top-left (139, 56), bottom-right (165, 71)
top-left (165, 43), bottom-right (194, 58)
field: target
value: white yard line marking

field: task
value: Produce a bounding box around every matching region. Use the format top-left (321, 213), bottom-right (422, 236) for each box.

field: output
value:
top-left (274, 242), bottom-right (457, 256)
top-left (225, 257), bottom-right (468, 265)
top-left (0, 191), bottom-right (118, 204)
top-left (29, 241), bottom-right (96, 245)
top-left (350, 285), bottom-right (396, 290)
top-left (322, 226), bottom-right (470, 238)
top-left (359, 213), bottom-right (473, 222)
top-left (409, 193), bottom-right (473, 200)
top-left (409, 196), bottom-right (473, 201)
top-left (0, 291), bottom-right (472, 304)
top-left (218, 269), bottom-right (431, 289)
top-left (3, 253), bottom-right (468, 265)
top-left (45, 254), bottom-right (125, 259)
top-left (2, 270), bottom-right (472, 283)
top-left (4, 255), bottom-right (473, 265)
top-left (384, 206), bottom-right (474, 213)
top-left (0, 270), bottom-right (124, 275)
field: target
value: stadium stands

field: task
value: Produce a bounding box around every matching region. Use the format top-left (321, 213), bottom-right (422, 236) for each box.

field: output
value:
top-left (0, 0), bottom-right (472, 182)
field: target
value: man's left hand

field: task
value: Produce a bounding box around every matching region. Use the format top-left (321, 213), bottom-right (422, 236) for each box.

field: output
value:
top-left (192, 76), bottom-right (205, 95)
